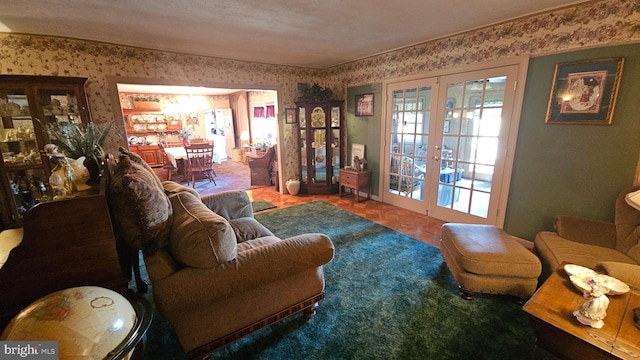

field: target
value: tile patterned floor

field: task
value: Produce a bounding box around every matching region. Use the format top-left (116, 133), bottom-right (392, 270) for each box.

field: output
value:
top-left (247, 185), bottom-right (445, 249)
top-left (155, 160), bottom-right (445, 249)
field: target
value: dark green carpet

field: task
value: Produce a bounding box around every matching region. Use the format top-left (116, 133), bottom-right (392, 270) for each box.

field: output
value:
top-left (140, 201), bottom-right (547, 360)
top-left (251, 200), bottom-right (277, 213)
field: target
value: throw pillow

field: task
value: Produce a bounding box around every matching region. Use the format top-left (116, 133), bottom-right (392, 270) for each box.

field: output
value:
top-left (109, 153), bottom-right (173, 252)
top-left (169, 191), bottom-right (237, 268)
top-left (118, 146), bottom-right (160, 183)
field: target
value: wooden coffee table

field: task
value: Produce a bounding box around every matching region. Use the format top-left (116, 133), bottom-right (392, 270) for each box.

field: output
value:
top-left (523, 267), bottom-right (640, 359)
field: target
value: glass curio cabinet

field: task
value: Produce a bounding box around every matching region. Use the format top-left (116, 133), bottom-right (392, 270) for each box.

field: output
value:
top-left (0, 75), bottom-right (91, 228)
top-left (295, 100), bottom-right (344, 194)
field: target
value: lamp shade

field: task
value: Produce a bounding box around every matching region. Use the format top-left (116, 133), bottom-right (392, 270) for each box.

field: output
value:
top-left (240, 131), bottom-right (250, 141)
top-left (625, 189), bottom-right (640, 211)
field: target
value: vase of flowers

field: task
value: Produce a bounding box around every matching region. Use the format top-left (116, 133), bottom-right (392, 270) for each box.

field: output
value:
top-left (178, 127), bottom-right (193, 146)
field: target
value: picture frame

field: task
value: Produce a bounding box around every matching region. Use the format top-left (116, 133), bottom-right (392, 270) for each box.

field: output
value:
top-left (355, 93), bottom-right (374, 117)
top-left (285, 108), bottom-right (297, 124)
top-left (545, 58), bottom-right (624, 125)
top-left (351, 143), bottom-right (365, 163)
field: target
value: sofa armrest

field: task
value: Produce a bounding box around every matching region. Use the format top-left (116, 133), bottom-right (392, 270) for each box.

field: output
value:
top-left (554, 215), bottom-right (617, 249)
top-left (596, 261), bottom-right (640, 290)
top-left (151, 233), bottom-right (335, 311)
top-left (200, 190), bottom-right (253, 221)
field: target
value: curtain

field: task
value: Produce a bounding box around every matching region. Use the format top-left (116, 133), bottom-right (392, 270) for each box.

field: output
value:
top-left (254, 106), bottom-right (265, 118)
top-left (230, 92), bottom-right (249, 147)
top-left (266, 105), bottom-right (275, 118)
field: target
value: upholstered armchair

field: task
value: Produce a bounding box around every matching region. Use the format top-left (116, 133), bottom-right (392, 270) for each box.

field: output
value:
top-left (248, 145), bottom-right (276, 186)
top-left (106, 150), bottom-right (335, 359)
top-left (534, 186), bottom-right (640, 289)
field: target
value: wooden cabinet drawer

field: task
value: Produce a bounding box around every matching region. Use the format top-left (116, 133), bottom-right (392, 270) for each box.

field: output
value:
top-left (341, 172), bottom-right (357, 186)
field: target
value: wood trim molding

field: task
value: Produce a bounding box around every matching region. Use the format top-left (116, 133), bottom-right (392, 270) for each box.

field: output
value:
top-left (187, 293), bottom-right (325, 360)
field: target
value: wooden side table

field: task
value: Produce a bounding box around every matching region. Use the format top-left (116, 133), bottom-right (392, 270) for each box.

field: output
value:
top-left (339, 168), bottom-right (371, 203)
top-left (523, 266), bottom-right (640, 359)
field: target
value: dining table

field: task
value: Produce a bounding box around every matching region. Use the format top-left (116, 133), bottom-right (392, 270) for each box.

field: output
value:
top-left (163, 146), bottom-right (221, 171)
top-left (163, 146), bottom-right (188, 168)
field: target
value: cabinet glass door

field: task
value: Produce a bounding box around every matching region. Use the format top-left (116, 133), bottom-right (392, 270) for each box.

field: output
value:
top-left (300, 128), bottom-right (307, 184)
top-left (38, 88), bottom-right (85, 125)
top-left (0, 89), bottom-right (48, 222)
top-left (312, 129), bottom-right (326, 183)
top-left (331, 128), bottom-right (340, 183)
top-left (296, 100), bottom-right (343, 194)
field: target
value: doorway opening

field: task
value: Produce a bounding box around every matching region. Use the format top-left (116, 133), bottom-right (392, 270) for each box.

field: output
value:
top-left (113, 82), bottom-right (279, 192)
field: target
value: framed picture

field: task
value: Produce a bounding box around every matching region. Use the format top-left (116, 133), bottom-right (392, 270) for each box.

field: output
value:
top-left (355, 93), bottom-right (374, 117)
top-left (285, 108), bottom-right (297, 124)
top-left (545, 58), bottom-right (624, 125)
top-left (351, 143), bottom-right (365, 163)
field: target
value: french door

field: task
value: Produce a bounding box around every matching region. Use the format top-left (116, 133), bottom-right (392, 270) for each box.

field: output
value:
top-left (383, 63), bottom-right (524, 225)
top-left (383, 79), bottom-right (438, 213)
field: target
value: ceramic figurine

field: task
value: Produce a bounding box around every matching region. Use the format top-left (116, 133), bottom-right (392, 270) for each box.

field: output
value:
top-left (44, 144), bottom-right (77, 199)
top-left (353, 156), bottom-right (367, 171)
top-left (68, 156), bottom-right (91, 191)
top-left (573, 280), bottom-right (609, 329)
top-left (564, 264), bottom-right (630, 329)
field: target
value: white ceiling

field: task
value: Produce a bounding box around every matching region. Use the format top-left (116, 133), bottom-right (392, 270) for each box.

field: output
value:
top-left (1, 0), bottom-right (590, 69)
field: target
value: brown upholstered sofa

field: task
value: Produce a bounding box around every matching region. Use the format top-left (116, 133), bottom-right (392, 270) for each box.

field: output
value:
top-left (106, 150), bottom-right (335, 359)
top-left (534, 186), bottom-right (640, 289)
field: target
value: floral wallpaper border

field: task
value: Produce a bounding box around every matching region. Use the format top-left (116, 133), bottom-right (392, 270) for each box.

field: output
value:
top-left (0, 0), bottom-right (638, 184)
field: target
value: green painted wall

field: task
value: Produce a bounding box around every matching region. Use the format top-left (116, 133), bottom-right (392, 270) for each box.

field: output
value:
top-left (346, 44), bottom-right (640, 241)
top-left (504, 43), bottom-right (640, 240)
top-left (346, 83), bottom-right (383, 196)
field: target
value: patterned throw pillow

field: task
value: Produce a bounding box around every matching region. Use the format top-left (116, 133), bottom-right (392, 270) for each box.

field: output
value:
top-left (109, 153), bottom-right (173, 252)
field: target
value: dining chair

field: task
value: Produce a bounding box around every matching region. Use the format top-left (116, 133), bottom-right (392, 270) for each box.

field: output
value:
top-left (163, 137), bottom-right (183, 148)
top-left (184, 143), bottom-right (216, 188)
top-left (157, 143), bottom-right (178, 181)
top-left (190, 138), bottom-right (211, 145)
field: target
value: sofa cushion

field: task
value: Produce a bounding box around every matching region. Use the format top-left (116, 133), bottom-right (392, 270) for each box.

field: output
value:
top-left (440, 223), bottom-right (541, 278)
top-left (169, 191), bottom-right (237, 268)
top-left (615, 186), bottom-right (640, 254)
top-left (627, 243), bottom-right (640, 264)
top-left (109, 153), bottom-right (172, 252)
top-left (228, 217), bottom-right (274, 243)
top-left (236, 236), bottom-right (281, 252)
top-left (534, 231), bottom-right (636, 273)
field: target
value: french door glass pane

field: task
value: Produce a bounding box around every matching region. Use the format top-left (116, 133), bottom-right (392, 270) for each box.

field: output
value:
top-left (437, 76), bottom-right (506, 218)
top-left (389, 86), bottom-right (431, 200)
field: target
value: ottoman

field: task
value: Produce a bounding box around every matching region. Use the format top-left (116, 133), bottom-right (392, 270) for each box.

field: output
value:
top-left (440, 223), bottom-right (541, 300)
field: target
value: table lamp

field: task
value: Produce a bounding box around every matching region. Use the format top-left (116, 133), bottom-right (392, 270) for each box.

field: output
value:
top-left (240, 131), bottom-right (250, 147)
top-left (625, 189), bottom-right (640, 211)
